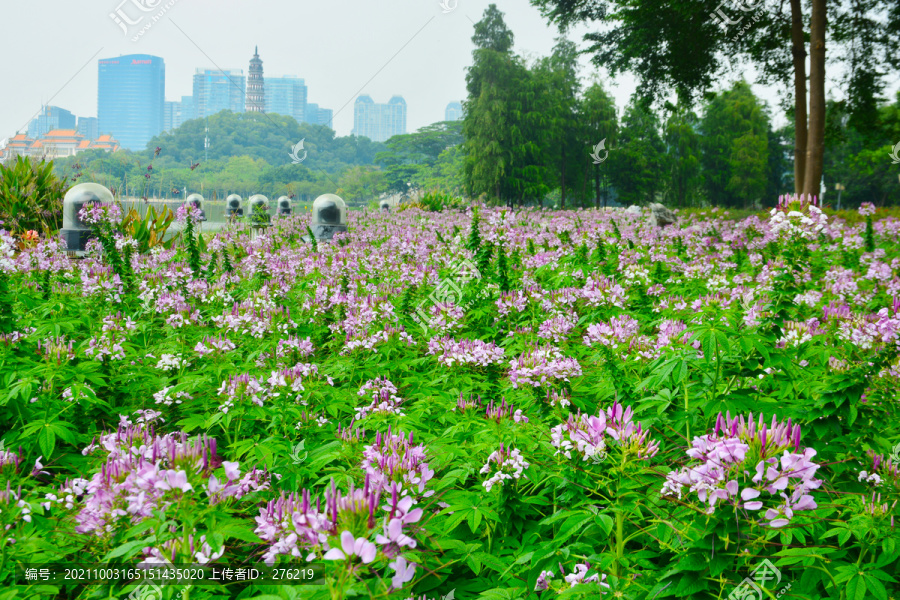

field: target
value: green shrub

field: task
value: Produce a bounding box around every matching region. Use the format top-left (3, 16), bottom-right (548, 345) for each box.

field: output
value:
top-left (0, 156), bottom-right (68, 234)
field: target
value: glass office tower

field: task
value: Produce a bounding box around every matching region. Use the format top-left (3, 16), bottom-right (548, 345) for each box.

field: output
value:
top-left (97, 54), bottom-right (165, 151)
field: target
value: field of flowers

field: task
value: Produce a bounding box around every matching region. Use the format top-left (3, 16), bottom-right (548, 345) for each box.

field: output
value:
top-left (1, 195), bottom-right (900, 600)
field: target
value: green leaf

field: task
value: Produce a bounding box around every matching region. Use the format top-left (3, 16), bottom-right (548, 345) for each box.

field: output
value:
top-left (473, 552), bottom-right (508, 574)
top-left (104, 537), bottom-right (155, 561)
top-left (38, 424), bottom-right (56, 458)
top-left (594, 514), bottom-right (614, 536)
top-left (846, 574), bottom-right (867, 600)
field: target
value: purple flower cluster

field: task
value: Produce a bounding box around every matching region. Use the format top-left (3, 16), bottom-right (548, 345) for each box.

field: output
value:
top-left (361, 428), bottom-right (435, 498)
top-left (75, 423), bottom-right (270, 537)
top-left (275, 335), bottom-right (314, 359)
top-left (538, 314), bottom-right (578, 343)
top-left (508, 344), bottom-right (582, 388)
top-left (254, 478), bottom-right (424, 590)
top-left (194, 334), bottom-right (237, 357)
top-left (0, 448), bottom-right (23, 474)
top-left (859, 450), bottom-right (900, 487)
top-left (484, 398), bottom-right (529, 424)
top-left (862, 492), bottom-right (897, 529)
top-left (662, 412), bottom-right (822, 527)
top-left (427, 336), bottom-right (506, 367)
top-left (453, 392), bottom-right (482, 413)
top-left (480, 443), bottom-right (529, 492)
top-left (175, 204), bottom-right (204, 224)
top-left (218, 363), bottom-right (330, 412)
top-left (78, 202), bottom-right (123, 226)
top-left (356, 377), bottom-right (405, 420)
top-left (583, 315), bottom-right (641, 348)
top-left (551, 401), bottom-right (659, 463)
top-left (342, 325), bottom-right (416, 355)
top-left (37, 335), bottom-right (75, 363)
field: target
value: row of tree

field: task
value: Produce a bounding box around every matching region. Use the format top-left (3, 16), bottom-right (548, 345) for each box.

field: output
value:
top-left (461, 6), bottom-right (786, 208)
top-left (461, 4), bottom-right (900, 208)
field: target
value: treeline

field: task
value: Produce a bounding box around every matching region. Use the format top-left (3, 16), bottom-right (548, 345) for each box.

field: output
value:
top-left (461, 4), bottom-right (900, 209)
top-left (49, 111), bottom-right (468, 206)
top-left (51, 113), bottom-right (391, 204)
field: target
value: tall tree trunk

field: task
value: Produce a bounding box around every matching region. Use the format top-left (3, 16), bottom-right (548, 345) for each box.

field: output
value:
top-left (803, 0), bottom-right (826, 199)
top-left (789, 0), bottom-right (809, 195)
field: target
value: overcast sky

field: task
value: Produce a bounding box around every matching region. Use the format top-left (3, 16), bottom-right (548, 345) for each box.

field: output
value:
top-left (1, 0), bottom-right (896, 144)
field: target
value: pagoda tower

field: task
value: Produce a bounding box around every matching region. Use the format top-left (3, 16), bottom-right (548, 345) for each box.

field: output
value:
top-left (246, 46), bottom-right (265, 113)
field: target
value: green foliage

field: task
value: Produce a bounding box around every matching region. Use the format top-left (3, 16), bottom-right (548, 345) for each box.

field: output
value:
top-left (0, 156), bottom-right (68, 234)
top-left (120, 205), bottom-right (175, 253)
top-left (496, 244), bottom-right (511, 292)
top-left (607, 95), bottom-right (665, 206)
top-left (420, 190), bottom-right (466, 212)
top-left (0, 270), bottom-right (14, 334)
top-left (467, 208), bottom-right (482, 253)
top-left (700, 81), bottom-right (770, 208)
top-left (374, 121), bottom-right (464, 195)
top-left (663, 101), bottom-right (703, 207)
top-left (865, 215), bottom-right (875, 251)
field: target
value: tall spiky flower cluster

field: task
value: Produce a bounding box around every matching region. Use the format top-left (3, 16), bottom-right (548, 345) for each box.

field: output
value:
top-left (769, 193), bottom-right (828, 239)
top-left (361, 428), bottom-right (435, 498)
top-left (74, 419), bottom-right (270, 537)
top-left (662, 412), bottom-right (823, 527)
top-left (551, 401), bottom-right (659, 463)
top-left (254, 478), bottom-right (424, 590)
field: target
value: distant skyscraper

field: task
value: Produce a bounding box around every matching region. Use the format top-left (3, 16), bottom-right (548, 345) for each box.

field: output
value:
top-left (316, 107), bottom-right (333, 129)
top-left (305, 102), bottom-right (319, 124)
top-left (352, 95), bottom-right (406, 142)
top-left (265, 76), bottom-right (307, 123)
top-left (181, 95), bottom-right (195, 122)
top-left (28, 106), bottom-right (76, 139)
top-left (98, 54), bottom-right (165, 151)
top-left (77, 117), bottom-right (99, 141)
top-left (445, 101), bottom-right (463, 122)
top-left (303, 103), bottom-right (334, 128)
top-left (246, 47), bottom-right (265, 113)
top-left (192, 69), bottom-right (245, 118)
top-left (163, 101), bottom-right (182, 132)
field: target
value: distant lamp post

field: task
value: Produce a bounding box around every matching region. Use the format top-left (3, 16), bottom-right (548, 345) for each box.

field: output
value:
top-left (834, 183), bottom-right (845, 210)
top-left (276, 195), bottom-right (292, 216)
top-left (248, 194), bottom-right (271, 236)
top-left (226, 194), bottom-right (244, 219)
top-left (184, 193), bottom-right (207, 223)
top-left (310, 193), bottom-right (348, 240)
top-left (61, 182), bottom-right (114, 256)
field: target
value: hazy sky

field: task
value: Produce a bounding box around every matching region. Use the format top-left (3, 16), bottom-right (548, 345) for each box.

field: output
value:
top-left (1, 0), bottom-right (894, 143)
